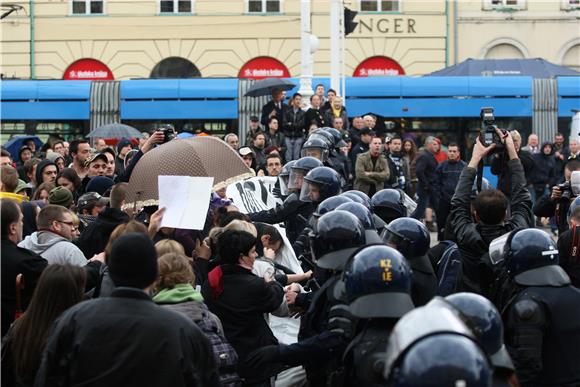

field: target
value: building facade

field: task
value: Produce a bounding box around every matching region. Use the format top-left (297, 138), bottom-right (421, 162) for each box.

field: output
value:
top-left (1, 0), bottom-right (452, 80)
top-left (457, 0), bottom-right (579, 71)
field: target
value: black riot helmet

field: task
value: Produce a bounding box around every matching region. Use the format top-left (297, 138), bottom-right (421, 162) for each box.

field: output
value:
top-left (488, 228), bottom-right (569, 286)
top-left (301, 137), bottom-right (330, 162)
top-left (324, 127), bottom-right (347, 148)
top-left (310, 128), bottom-right (336, 148)
top-left (446, 292), bottom-right (514, 372)
top-left (343, 245), bottom-right (414, 319)
top-left (335, 202), bottom-right (375, 230)
top-left (342, 190), bottom-right (371, 209)
top-left (388, 334), bottom-right (492, 387)
top-left (315, 195), bottom-right (353, 217)
top-left (310, 210), bottom-right (366, 271)
top-left (384, 299), bottom-right (492, 387)
top-left (279, 159), bottom-right (297, 196)
top-left (382, 217), bottom-right (430, 259)
top-left (371, 188), bottom-right (406, 224)
top-left (288, 156), bottom-right (323, 191)
top-left (300, 166), bottom-right (342, 204)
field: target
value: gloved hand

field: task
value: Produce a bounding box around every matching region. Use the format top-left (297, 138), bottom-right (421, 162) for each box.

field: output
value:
top-left (245, 345), bottom-right (282, 369)
top-left (328, 304), bottom-right (356, 339)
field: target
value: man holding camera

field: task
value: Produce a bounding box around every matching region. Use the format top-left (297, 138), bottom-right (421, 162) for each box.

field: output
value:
top-left (449, 128), bottom-right (533, 295)
top-left (533, 159), bottom-right (580, 235)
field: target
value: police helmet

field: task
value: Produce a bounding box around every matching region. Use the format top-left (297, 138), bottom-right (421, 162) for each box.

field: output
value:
top-left (343, 245), bottom-right (414, 318)
top-left (446, 292), bottom-right (514, 371)
top-left (324, 127), bottom-right (347, 148)
top-left (388, 334), bottom-right (492, 387)
top-left (371, 188), bottom-right (406, 224)
top-left (301, 137), bottom-right (330, 161)
top-left (489, 228), bottom-right (569, 286)
top-left (335, 202), bottom-right (376, 230)
top-left (310, 210), bottom-right (366, 270)
top-left (300, 166), bottom-right (342, 203)
top-left (279, 159), bottom-right (297, 196)
top-left (310, 128), bottom-right (336, 148)
top-left (315, 195), bottom-right (353, 217)
top-left (343, 190), bottom-right (372, 209)
top-left (382, 217), bottom-right (430, 259)
top-left (288, 156), bottom-right (323, 191)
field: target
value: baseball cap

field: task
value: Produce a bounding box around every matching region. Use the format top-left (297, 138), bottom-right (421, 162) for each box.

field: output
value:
top-left (239, 147), bottom-right (255, 157)
top-left (84, 153), bottom-right (108, 168)
top-left (250, 115), bottom-right (260, 122)
top-left (77, 192), bottom-right (109, 212)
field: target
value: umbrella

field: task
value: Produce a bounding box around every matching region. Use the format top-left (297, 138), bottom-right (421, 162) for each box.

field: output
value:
top-left (87, 123), bottom-right (144, 139)
top-left (124, 136), bottom-right (255, 210)
top-left (3, 135), bottom-right (43, 162)
top-left (244, 78), bottom-right (296, 97)
top-left (427, 58), bottom-right (580, 78)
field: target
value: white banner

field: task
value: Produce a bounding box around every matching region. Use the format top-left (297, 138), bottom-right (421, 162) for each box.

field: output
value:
top-left (226, 176), bottom-right (282, 214)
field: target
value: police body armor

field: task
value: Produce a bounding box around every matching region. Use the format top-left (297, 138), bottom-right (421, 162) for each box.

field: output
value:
top-left (504, 285), bottom-right (580, 386)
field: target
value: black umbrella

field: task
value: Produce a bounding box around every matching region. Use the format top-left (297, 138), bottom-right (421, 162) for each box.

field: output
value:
top-left (244, 78), bottom-right (296, 97)
top-left (87, 123), bottom-right (144, 139)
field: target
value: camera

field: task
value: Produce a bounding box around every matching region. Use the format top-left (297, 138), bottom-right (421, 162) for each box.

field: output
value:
top-left (157, 124), bottom-right (176, 143)
top-left (557, 181), bottom-right (573, 201)
top-left (480, 107), bottom-right (506, 149)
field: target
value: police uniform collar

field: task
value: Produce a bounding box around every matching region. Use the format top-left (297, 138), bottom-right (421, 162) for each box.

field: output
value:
top-left (514, 265), bottom-right (570, 287)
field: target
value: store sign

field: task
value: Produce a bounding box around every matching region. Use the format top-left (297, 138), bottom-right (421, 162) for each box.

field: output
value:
top-left (358, 17), bottom-right (417, 34)
top-left (354, 56), bottom-right (405, 77)
top-left (63, 59), bottom-right (114, 80)
top-left (238, 57), bottom-right (290, 79)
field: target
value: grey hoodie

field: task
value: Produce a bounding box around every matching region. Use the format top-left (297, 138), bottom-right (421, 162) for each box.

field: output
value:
top-left (18, 231), bottom-right (87, 266)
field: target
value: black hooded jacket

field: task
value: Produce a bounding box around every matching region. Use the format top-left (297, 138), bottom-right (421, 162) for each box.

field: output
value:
top-left (76, 207), bottom-right (130, 258)
top-left (449, 159), bottom-right (533, 295)
top-left (34, 159), bottom-right (56, 188)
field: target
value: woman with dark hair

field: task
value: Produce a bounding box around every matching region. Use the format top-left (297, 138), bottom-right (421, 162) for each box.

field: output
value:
top-left (56, 168), bottom-right (81, 200)
top-left (202, 229), bottom-right (285, 386)
top-left (30, 182), bottom-right (55, 203)
top-left (1, 264), bottom-right (86, 386)
top-left (403, 138), bottom-right (419, 198)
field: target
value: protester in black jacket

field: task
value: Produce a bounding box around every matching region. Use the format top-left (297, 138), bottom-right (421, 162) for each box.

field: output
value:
top-left (449, 130), bottom-right (533, 295)
top-left (411, 137), bottom-right (439, 220)
top-left (1, 199), bottom-right (48, 337)
top-left (304, 95), bottom-right (326, 129)
top-left (261, 89), bottom-right (288, 127)
top-left (529, 142), bottom-right (556, 200)
top-left (202, 230), bottom-right (285, 385)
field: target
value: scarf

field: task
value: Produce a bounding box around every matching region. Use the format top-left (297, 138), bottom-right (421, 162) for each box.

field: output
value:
top-left (331, 106), bottom-right (342, 118)
top-left (153, 283), bottom-right (203, 304)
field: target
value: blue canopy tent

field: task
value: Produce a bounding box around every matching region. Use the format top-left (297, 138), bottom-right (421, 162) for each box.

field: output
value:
top-left (427, 58), bottom-right (580, 78)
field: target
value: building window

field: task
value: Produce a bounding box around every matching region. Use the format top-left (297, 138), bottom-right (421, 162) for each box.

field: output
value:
top-left (483, 0), bottom-right (526, 10)
top-left (561, 0), bottom-right (580, 10)
top-left (71, 0), bottom-right (104, 15)
top-left (159, 0), bottom-right (194, 13)
top-left (360, 0), bottom-right (400, 12)
top-left (247, 0), bottom-right (281, 14)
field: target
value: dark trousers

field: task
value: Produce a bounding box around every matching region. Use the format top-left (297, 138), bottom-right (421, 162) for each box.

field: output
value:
top-left (411, 185), bottom-right (438, 221)
top-left (436, 199), bottom-right (451, 241)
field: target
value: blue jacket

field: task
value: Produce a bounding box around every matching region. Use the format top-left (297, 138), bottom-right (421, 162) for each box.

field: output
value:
top-left (435, 159), bottom-right (466, 203)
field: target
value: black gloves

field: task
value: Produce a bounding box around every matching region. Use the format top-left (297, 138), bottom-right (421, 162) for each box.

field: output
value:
top-left (245, 345), bottom-right (282, 369)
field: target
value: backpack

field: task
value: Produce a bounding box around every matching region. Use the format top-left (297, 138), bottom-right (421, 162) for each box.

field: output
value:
top-left (435, 241), bottom-right (463, 296)
top-left (196, 313), bottom-right (242, 387)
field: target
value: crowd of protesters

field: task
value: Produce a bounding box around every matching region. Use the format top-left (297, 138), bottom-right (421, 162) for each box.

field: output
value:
top-left (1, 85), bottom-right (580, 387)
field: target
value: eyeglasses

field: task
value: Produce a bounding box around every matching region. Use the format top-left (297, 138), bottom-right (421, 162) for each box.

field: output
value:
top-left (56, 220), bottom-right (78, 231)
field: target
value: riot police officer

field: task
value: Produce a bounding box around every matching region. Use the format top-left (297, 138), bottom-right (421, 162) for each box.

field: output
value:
top-left (301, 136), bottom-right (330, 163)
top-left (335, 245), bottom-right (415, 386)
top-left (371, 188), bottom-right (410, 224)
top-left (314, 195), bottom-right (353, 218)
top-left (248, 157), bottom-right (321, 244)
top-left (342, 190), bottom-right (372, 209)
top-left (382, 217), bottom-right (437, 306)
top-left (489, 228), bottom-right (580, 385)
top-left (383, 300), bottom-right (493, 387)
top-left (446, 292), bottom-right (517, 387)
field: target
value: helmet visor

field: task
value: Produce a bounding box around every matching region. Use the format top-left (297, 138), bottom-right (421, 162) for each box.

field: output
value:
top-left (289, 168), bottom-right (307, 190)
top-left (382, 228), bottom-right (409, 251)
top-left (401, 191), bottom-right (417, 215)
top-left (300, 181), bottom-right (321, 203)
top-left (279, 174), bottom-right (290, 196)
top-left (301, 147), bottom-right (324, 161)
top-left (488, 233), bottom-right (510, 265)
